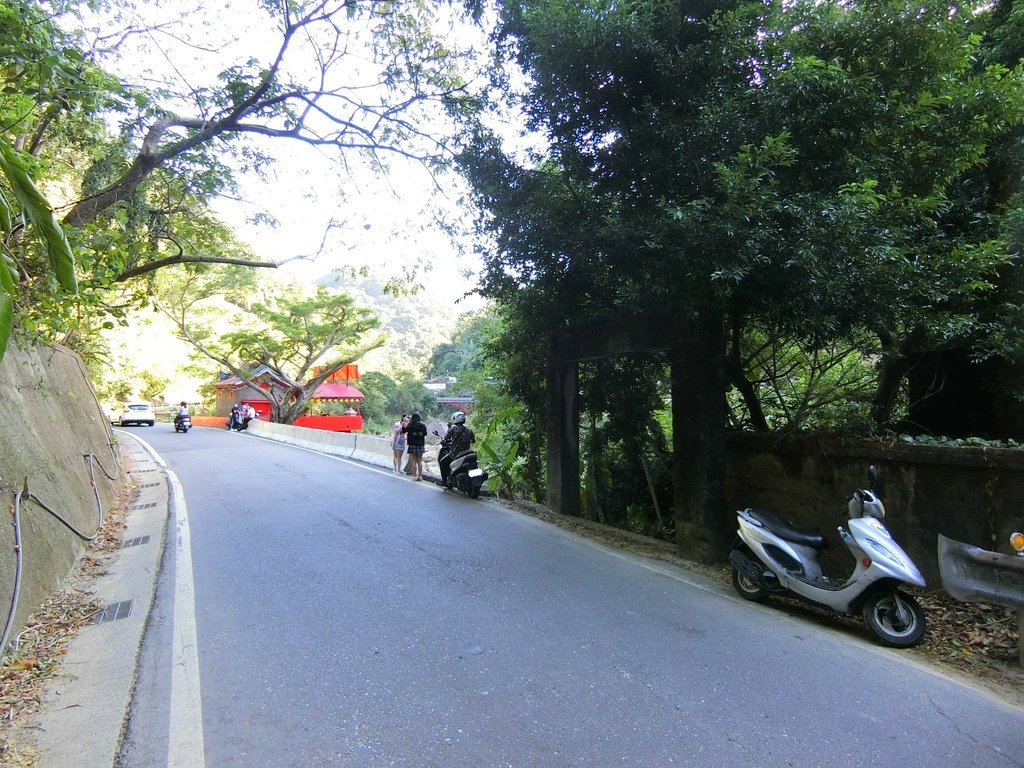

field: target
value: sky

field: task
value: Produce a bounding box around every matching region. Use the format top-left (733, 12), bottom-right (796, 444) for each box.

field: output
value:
top-left (79, 0), bottom-right (488, 310)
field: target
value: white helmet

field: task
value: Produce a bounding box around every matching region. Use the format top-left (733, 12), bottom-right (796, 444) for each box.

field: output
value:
top-left (452, 411), bottom-right (466, 425)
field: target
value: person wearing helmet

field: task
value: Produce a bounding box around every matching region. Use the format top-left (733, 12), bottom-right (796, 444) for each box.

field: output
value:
top-left (174, 401), bottom-right (189, 429)
top-left (439, 411), bottom-right (474, 485)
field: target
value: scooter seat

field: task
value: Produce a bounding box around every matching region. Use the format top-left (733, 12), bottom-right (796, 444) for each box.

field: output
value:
top-left (745, 508), bottom-right (828, 550)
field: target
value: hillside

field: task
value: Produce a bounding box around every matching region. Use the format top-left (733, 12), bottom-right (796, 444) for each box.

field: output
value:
top-left (93, 271), bottom-right (482, 404)
top-left (313, 272), bottom-right (480, 376)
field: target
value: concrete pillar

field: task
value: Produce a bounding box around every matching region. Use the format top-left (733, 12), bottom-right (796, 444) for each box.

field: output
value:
top-left (546, 358), bottom-right (580, 518)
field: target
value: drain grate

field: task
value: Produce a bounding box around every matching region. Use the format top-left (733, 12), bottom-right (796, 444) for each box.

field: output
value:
top-left (138, 482), bottom-right (160, 488)
top-left (129, 502), bottom-right (157, 511)
top-left (121, 535), bottom-right (151, 549)
top-left (95, 600), bottom-right (133, 624)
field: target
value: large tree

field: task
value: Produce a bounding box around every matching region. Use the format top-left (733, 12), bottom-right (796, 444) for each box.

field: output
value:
top-left (459, 0), bottom-right (1023, 560)
top-left (158, 266), bottom-right (385, 423)
top-left (0, 0), bottom-right (485, 359)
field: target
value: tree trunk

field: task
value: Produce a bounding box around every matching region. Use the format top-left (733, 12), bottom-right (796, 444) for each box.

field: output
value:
top-left (639, 453), bottom-right (665, 533)
top-left (870, 329), bottom-right (922, 433)
top-left (671, 310), bottom-right (730, 563)
top-left (726, 314), bottom-right (769, 430)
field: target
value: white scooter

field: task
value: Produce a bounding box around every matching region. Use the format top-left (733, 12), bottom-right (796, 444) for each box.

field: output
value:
top-left (728, 467), bottom-right (927, 647)
top-left (439, 448), bottom-right (488, 499)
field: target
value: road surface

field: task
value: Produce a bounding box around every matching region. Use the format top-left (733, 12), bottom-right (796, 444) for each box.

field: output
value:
top-left (115, 423), bottom-right (1023, 768)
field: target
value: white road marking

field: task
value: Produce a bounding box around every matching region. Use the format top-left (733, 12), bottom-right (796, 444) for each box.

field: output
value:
top-left (166, 468), bottom-right (206, 767)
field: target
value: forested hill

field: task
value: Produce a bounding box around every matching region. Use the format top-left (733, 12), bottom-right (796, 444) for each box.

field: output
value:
top-left (315, 272), bottom-right (479, 375)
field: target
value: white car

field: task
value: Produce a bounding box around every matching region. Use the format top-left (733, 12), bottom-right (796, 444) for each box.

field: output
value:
top-left (117, 402), bottom-right (156, 427)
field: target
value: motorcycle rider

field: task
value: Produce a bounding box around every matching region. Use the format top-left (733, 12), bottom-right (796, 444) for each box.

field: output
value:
top-left (174, 401), bottom-right (189, 429)
top-left (439, 411), bottom-right (474, 486)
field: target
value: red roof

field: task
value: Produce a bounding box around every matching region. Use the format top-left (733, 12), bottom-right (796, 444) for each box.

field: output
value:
top-left (214, 375), bottom-right (362, 400)
top-left (313, 382), bottom-right (364, 400)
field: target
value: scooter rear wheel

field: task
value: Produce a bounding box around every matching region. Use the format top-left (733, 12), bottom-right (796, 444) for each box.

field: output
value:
top-left (861, 590), bottom-right (926, 648)
top-left (731, 568), bottom-right (767, 601)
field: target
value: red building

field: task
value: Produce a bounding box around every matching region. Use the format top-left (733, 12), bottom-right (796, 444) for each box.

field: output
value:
top-left (213, 364), bottom-right (365, 432)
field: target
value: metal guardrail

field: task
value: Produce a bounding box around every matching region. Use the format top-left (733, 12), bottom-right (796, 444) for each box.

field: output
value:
top-left (937, 533), bottom-right (1024, 662)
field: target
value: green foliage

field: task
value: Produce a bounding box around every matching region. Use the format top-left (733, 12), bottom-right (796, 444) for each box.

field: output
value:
top-left (0, 141), bottom-right (76, 292)
top-left (898, 434), bottom-right (1021, 448)
top-left (475, 405), bottom-right (530, 498)
top-left (357, 369), bottom-right (439, 433)
top-left (462, 0), bottom-right (1024, 424)
top-left (156, 267), bottom-right (386, 423)
top-left (728, 329), bottom-right (878, 433)
top-left (0, 0), bottom-right (487, 364)
top-left (425, 311), bottom-right (493, 377)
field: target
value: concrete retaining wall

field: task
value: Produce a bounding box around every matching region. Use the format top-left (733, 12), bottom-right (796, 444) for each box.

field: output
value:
top-left (0, 344), bottom-right (120, 640)
top-left (248, 420), bottom-right (396, 469)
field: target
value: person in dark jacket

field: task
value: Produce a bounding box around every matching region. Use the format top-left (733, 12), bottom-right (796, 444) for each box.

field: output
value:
top-left (439, 411), bottom-right (474, 485)
top-left (402, 412), bottom-right (428, 481)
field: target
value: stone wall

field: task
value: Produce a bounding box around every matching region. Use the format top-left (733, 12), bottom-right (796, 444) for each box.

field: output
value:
top-left (725, 433), bottom-right (1024, 585)
top-left (0, 344), bottom-right (120, 641)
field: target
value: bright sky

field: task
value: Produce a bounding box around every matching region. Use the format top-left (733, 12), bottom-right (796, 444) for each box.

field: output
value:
top-left (78, 0), bottom-right (487, 309)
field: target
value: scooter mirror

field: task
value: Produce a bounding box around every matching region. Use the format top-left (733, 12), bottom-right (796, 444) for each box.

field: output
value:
top-left (848, 489), bottom-right (885, 519)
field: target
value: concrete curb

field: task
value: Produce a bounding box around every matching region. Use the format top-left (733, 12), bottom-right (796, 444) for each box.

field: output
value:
top-left (31, 434), bottom-right (168, 768)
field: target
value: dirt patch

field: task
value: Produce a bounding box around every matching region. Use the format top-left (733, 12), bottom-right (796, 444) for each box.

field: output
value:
top-left (510, 500), bottom-right (1024, 709)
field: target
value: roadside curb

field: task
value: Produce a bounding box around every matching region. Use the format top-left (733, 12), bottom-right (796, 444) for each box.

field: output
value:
top-left (31, 433), bottom-right (169, 768)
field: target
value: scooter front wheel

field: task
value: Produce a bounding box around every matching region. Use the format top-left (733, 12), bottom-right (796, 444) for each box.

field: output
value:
top-left (861, 590), bottom-right (926, 648)
top-left (731, 568), bottom-right (767, 601)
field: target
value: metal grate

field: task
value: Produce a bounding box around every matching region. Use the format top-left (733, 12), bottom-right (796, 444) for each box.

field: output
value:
top-left (120, 535), bottom-right (151, 549)
top-left (138, 482), bottom-right (160, 488)
top-left (95, 600), bottom-right (133, 624)
top-left (128, 502), bottom-right (157, 511)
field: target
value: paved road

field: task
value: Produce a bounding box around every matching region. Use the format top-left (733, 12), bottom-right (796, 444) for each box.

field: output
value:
top-left (116, 424), bottom-right (1022, 768)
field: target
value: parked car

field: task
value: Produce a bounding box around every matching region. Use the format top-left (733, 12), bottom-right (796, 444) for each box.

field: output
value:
top-left (117, 401), bottom-right (156, 427)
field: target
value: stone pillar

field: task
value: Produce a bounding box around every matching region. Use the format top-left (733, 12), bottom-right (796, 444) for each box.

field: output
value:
top-left (546, 358), bottom-right (580, 518)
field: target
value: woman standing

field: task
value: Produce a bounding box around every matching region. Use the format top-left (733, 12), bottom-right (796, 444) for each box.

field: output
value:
top-left (402, 412), bottom-right (428, 481)
top-left (391, 413), bottom-right (408, 474)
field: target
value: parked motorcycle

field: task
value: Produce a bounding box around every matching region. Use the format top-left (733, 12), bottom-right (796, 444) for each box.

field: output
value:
top-left (174, 415), bottom-right (192, 433)
top-left (438, 447), bottom-right (488, 499)
top-left (728, 466), bottom-right (926, 647)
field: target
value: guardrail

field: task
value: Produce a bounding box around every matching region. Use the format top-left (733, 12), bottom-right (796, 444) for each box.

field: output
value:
top-left (938, 533), bottom-right (1024, 663)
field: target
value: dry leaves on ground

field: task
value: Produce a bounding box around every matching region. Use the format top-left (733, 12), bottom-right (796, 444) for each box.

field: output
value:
top-left (0, 487), bottom-right (129, 767)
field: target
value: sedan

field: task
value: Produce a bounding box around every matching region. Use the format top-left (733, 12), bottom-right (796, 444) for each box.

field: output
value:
top-left (117, 402), bottom-right (156, 427)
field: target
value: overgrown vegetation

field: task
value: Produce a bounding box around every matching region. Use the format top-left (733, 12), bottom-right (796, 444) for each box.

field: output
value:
top-left (454, 0), bottom-right (1024, 549)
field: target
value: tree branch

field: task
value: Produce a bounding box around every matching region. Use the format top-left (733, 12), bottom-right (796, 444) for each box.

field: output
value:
top-left (115, 253), bottom-right (280, 281)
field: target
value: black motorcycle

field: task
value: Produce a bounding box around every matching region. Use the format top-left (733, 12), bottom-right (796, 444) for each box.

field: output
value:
top-left (174, 415), bottom-right (191, 433)
top-left (439, 447), bottom-right (488, 499)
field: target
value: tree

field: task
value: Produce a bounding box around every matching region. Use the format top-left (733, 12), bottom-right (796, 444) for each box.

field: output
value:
top-left (158, 266), bottom-right (385, 423)
top-left (0, 0), bottom-right (487, 360)
top-left (459, 0), bottom-right (1024, 560)
top-left (425, 312), bottom-right (491, 377)
top-left (58, 0), bottom-right (483, 236)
